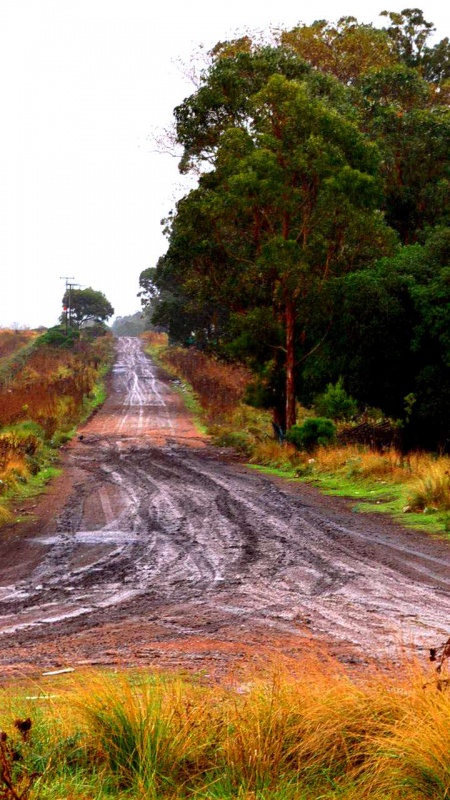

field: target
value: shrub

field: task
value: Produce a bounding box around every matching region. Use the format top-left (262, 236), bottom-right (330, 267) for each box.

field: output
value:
top-left (37, 326), bottom-right (80, 348)
top-left (313, 377), bottom-right (358, 421)
top-left (211, 429), bottom-right (254, 456)
top-left (286, 418), bottom-right (336, 452)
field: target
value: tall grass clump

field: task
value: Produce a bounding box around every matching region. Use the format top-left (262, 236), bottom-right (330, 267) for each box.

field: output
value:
top-left (0, 503), bottom-right (14, 524)
top-left (2, 659), bottom-right (450, 799)
top-left (407, 459), bottom-right (450, 512)
top-left (248, 440), bottom-right (302, 470)
top-left (72, 673), bottom-right (217, 795)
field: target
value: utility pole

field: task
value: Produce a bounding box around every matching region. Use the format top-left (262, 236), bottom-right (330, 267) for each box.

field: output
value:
top-left (67, 282), bottom-right (81, 329)
top-left (60, 277), bottom-right (74, 334)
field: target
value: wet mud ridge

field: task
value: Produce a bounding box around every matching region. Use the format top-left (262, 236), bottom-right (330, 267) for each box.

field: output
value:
top-left (0, 337), bottom-right (449, 675)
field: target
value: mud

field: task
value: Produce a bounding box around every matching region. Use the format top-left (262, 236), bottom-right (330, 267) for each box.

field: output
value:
top-left (0, 337), bottom-right (449, 678)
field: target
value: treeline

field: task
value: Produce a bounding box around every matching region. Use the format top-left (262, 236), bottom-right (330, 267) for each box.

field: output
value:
top-left (110, 311), bottom-right (155, 337)
top-left (140, 9), bottom-right (450, 449)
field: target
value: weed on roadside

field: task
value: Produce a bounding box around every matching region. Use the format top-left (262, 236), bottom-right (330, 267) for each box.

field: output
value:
top-left (0, 333), bottom-right (114, 526)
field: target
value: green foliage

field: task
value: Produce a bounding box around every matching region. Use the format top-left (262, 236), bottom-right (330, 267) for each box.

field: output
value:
top-left (144, 11), bottom-right (450, 450)
top-left (211, 429), bottom-right (254, 455)
top-left (286, 417), bottom-right (336, 451)
top-left (110, 312), bottom-right (148, 337)
top-left (62, 287), bottom-right (114, 328)
top-left (37, 326), bottom-right (80, 348)
top-left (314, 378), bottom-right (358, 421)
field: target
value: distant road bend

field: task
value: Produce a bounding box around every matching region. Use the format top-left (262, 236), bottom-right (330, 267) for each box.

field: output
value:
top-left (0, 336), bottom-right (449, 675)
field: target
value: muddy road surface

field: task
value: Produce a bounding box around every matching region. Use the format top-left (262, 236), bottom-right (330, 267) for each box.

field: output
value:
top-left (0, 337), bottom-right (449, 677)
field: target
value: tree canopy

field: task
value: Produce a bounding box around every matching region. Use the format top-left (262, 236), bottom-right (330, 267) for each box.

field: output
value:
top-left (143, 8), bottom-right (450, 448)
top-left (62, 287), bottom-right (114, 329)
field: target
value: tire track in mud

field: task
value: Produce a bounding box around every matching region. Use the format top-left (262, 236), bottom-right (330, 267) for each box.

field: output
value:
top-left (0, 337), bottom-right (449, 670)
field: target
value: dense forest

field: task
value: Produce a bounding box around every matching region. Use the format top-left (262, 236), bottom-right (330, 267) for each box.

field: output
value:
top-left (139, 9), bottom-right (450, 449)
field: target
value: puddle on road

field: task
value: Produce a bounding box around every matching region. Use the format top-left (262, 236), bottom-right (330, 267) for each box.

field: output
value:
top-left (36, 531), bottom-right (138, 545)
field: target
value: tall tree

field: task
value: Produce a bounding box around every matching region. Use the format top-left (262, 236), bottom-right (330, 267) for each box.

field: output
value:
top-left (148, 16), bottom-right (450, 438)
top-left (62, 287), bottom-right (114, 328)
top-left (163, 66), bottom-right (395, 428)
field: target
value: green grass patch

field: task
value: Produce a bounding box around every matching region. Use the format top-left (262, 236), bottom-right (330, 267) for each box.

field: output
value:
top-left (250, 464), bottom-right (298, 480)
top-left (172, 380), bottom-right (209, 436)
top-left (303, 471), bottom-right (450, 536)
top-left (3, 463), bottom-right (61, 523)
top-left (249, 462), bottom-right (450, 538)
top-left (79, 364), bottom-right (110, 422)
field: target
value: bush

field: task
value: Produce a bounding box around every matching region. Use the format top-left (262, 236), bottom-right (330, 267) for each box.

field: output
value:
top-left (313, 377), bottom-right (358, 421)
top-left (37, 326), bottom-right (80, 348)
top-left (211, 429), bottom-right (254, 455)
top-left (286, 418), bottom-right (336, 452)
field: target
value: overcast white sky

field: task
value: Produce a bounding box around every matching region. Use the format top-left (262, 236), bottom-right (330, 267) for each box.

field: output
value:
top-left (0, 0), bottom-right (449, 328)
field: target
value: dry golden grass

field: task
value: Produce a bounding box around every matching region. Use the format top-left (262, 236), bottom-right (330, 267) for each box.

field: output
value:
top-left (0, 337), bottom-right (110, 437)
top-left (407, 460), bottom-right (450, 512)
top-left (0, 503), bottom-right (14, 524)
top-left (313, 445), bottom-right (409, 482)
top-left (160, 346), bottom-right (251, 421)
top-left (2, 656), bottom-right (450, 799)
top-left (140, 331), bottom-right (169, 348)
top-left (0, 328), bottom-right (36, 360)
top-left (250, 440), bottom-right (302, 469)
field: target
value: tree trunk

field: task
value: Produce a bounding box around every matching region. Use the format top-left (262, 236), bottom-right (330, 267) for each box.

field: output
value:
top-left (285, 300), bottom-right (296, 430)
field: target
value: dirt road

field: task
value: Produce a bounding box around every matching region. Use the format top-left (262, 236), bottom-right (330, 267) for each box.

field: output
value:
top-left (0, 337), bottom-right (449, 677)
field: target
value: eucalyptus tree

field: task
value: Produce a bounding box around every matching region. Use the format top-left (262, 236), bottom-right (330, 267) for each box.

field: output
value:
top-left (165, 52), bottom-right (396, 428)
top-left (149, 20), bottom-right (450, 431)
